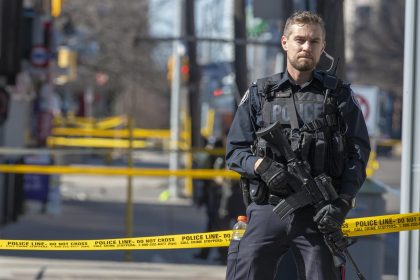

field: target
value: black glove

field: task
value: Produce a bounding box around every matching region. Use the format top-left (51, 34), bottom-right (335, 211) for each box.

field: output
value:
top-left (255, 157), bottom-right (297, 196)
top-left (313, 198), bottom-right (352, 233)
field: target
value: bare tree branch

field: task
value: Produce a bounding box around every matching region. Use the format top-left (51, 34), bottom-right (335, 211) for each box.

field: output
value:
top-left (349, 0), bottom-right (404, 97)
top-left (62, 0), bottom-right (169, 128)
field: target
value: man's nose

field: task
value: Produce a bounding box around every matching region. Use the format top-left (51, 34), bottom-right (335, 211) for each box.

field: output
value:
top-left (302, 41), bottom-right (311, 51)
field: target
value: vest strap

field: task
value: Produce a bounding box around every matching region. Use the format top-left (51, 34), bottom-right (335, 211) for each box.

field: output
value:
top-left (301, 114), bottom-right (337, 132)
top-left (284, 91), bottom-right (299, 130)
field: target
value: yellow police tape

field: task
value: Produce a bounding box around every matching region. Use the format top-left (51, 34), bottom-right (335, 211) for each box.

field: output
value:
top-left (0, 212), bottom-right (419, 251)
top-left (342, 212), bottom-right (420, 237)
top-left (0, 164), bottom-right (241, 179)
top-left (47, 137), bottom-right (152, 149)
top-left (51, 128), bottom-right (172, 139)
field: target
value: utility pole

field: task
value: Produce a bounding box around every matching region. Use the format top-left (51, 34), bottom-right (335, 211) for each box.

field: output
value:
top-left (185, 0), bottom-right (201, 148)
top-left (399, 1), bottom-right (420, 279)
top-left (124, 115), bottom-right (134, 262)
top-left (233, 0), bottom-right (248, 98)
top-left (169, 0), bottom-right (185, 198)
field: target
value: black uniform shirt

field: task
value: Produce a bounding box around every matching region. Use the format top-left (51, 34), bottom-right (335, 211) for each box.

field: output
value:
top-left (226, 71), bottom-right (371, 198)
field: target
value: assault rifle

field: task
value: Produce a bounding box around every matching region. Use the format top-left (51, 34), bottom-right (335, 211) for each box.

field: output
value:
top-left (256, 120), bottom-right (366, 279)
top-left (256, 121), bottom-right (338, 219)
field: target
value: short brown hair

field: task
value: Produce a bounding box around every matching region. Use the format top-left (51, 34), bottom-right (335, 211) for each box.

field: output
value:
top-left (283, 11), bottom-right (325, 39)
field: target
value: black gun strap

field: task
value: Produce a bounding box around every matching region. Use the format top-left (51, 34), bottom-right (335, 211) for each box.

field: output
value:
top-left (285, 90), bottom-right (300, 130)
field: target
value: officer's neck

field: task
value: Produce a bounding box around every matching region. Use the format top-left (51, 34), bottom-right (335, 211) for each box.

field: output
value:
top-left (287, 68), bottom-right (313, 86)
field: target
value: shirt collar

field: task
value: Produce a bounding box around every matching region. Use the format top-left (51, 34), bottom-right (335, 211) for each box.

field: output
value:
top-left (278, 71), bottom-right (309, 88)
top-left (276, 70), bottom-right (324, 90)
top-left (299, 80), bottom-right (312, 89)
top-left (277, 70), bottom-right (324, 93)
top-left (275, 71), bottom-right (290, 87)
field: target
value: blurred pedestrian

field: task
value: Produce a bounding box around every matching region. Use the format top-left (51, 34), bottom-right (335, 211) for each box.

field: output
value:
top-left (213, 136), bottom-right (246, 264)
top-left (193, 135), bottom-right (246, 264)
top-left (193, 137), bottom-right (224, 263)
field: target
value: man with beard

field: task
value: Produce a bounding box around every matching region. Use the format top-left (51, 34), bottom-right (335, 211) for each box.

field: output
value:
top-left (225, 11), bottom-right (370, 280)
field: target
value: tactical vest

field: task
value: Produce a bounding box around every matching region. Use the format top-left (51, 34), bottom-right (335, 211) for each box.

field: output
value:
top-left (254, 72), bottom-right (346, 180)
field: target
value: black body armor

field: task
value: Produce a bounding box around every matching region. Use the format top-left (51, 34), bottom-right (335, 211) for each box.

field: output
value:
top-left (254, 71), bottom-right (346, 184)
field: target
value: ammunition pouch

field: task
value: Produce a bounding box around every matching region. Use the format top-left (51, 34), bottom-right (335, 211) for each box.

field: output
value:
top-left (312, 131), bottom-right (327, 175)
top-left (300, 124), bottom-right (346, 178)
top-left (300, 132), bottom-right (313, 162)
top-left (313, 173), bottom-right (337, 202)
top-left (240, 177), bottom-right (268, 205)
top-left (249, 179), bottom-right (268, 204)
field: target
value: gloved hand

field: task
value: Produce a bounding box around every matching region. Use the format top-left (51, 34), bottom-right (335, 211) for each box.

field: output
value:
top-left (313, 198), bottom-right (352, 233)
top-left (255, 157), bottom-right (298, 196)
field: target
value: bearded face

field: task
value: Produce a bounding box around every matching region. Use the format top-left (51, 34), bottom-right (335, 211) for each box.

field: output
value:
top-left (281, 23), bottom-right (325, 73)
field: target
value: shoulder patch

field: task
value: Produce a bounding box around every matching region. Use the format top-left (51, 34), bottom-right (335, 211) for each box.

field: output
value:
top-left (350, 90), bottom-right (362, 111)
top-left (238, 90), bottom-right (249, 106)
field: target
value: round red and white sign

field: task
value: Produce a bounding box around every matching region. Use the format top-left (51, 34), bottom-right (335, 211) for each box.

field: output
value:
top-left (31, 46), bottom-right (49, 68)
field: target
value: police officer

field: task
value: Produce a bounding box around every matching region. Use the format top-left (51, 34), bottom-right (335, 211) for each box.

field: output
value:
top-left (225, 11), bottom-right (370, 280)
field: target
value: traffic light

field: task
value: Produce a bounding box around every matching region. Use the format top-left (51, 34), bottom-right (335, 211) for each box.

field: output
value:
top-left (181, 56), bottom-right (189, 83)
top-left (166, 55), bottom-right (189, 84)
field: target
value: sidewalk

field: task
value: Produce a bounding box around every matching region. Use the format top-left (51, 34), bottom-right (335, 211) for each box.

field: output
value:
top-left (0, 256), bottom-right (226, 280)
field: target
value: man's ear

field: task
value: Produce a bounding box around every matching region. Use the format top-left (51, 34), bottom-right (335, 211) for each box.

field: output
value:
top-left (281, 35), bottom-right (287, 51)
top-left (321, 41), bottom-right (326, 53)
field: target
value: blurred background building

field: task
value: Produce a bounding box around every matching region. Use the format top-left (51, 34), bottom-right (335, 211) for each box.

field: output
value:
top-left (0, 0), bottom-right (409, 279)
top-left (0, 0), bottom-right (404, 150)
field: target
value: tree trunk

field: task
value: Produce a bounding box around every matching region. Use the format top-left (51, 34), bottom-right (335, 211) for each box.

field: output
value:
top-left (234, 0), bottom-right (248, 98)
top-left (185, 0), bottom-right (202, 147)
